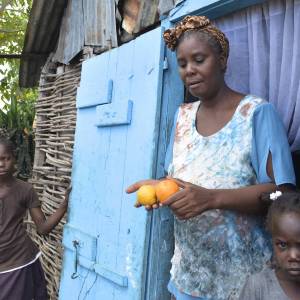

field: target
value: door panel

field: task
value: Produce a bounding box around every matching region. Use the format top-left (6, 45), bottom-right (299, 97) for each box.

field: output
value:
top-left (59, 26), bottom-right (168, 300)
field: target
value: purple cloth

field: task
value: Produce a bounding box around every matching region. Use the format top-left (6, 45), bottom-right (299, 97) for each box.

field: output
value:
top-left (0, 259), bottom-right (48, 300)
top-left (215, 0), bottom-right (300, 151)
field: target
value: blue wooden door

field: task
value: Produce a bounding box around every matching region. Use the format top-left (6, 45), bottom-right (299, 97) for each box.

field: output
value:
top-left (59, 26), bottom-right (182, 300)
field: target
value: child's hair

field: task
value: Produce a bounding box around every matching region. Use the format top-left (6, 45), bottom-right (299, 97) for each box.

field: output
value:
top-left (266, 192), bottom-right (300, 233)
top-left (0, 137), bottom-right (16, 157)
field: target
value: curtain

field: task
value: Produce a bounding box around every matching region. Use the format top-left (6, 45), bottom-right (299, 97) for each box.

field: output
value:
top-left (215, 0), bottom-right (300, 151)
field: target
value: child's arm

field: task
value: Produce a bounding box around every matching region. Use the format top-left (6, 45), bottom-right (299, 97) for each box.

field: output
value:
top-left (29, 186), bottom-right (71, 235)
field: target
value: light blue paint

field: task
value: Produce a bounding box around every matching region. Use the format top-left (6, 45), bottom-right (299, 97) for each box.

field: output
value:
top-left (59, 26), bottom-right (167, 300)
top-left (94, 264), bottom-right (128, 287)
top-left (170, 0), bottom-right (266, 22)
top-left (144, 24), bottom-right (184, 299)
top-left (96, 100), bottom-right (133, 127)
top-left (106, 79), bottom-right (114, 103)
top-left (60, 1), bottom-right (266, 299)
top-left (63, 224), bottom-right (97, 261)
top-left (76, 54), bottom-right (115, 108)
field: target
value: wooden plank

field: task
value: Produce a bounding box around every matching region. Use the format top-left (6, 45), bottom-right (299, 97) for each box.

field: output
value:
top-left (59, 106), bottom-right (117, 299)
top-left (114, 26), bottom-right (165, 300)
top-left (122, 0), bottom-right (160, 34)
top-left (83, 0), bottom-right (103, 45)
top-left (136, 0), bottom-right (160, 32)
top-left (52, 0), bottom-right (84, 64)
top-left (158, 0), bottom-right (176, 16)
top-left (95, 100), bottom-right (133, 126)
top-left (60, 26), bottom-right (166, 300)
top-left (94, 264), bottom-right (128, 287)
top-left (93, 42), bottom-right (132, 298)
top-left (83, 0), bottom-right (117, 49)
top-left (144, 25), bottom-right (184, 300)
top-left (76, 54), bottom-right (111, 108)
top-left (64, 254), bottom-right (128, 287)
top-left (62, 224), bottom-right (97, 261)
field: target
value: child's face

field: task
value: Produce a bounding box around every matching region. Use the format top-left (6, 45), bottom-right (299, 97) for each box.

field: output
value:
top-left (0, 144), bottom-right (14, 177)
top-left (272, 212), bottom-right (300, 282)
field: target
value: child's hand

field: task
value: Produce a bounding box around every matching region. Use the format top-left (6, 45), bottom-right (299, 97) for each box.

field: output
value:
top-left (61, 185), bottom-right (72, 209)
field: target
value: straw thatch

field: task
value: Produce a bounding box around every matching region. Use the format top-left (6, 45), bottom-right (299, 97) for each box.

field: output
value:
top-left (26, 59), bottom-right (82, 300)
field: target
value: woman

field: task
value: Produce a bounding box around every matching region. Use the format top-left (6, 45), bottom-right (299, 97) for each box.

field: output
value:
top-left (126, 16), bottom-right (295, 300)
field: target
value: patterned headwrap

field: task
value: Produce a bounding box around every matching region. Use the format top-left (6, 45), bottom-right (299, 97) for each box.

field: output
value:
top-left (163, 15), bottom-right (229, 60)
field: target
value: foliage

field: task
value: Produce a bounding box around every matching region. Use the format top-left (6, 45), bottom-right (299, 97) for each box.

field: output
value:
top-left (0, 0), bottom-right (34, 103)
top-left (0, 92), bottom-right (36, 179)
top-left (0, 0), bottom-right (36, 179)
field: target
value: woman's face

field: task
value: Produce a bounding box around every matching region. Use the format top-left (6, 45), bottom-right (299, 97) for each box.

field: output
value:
top-left (176, 34), bottom-right (226, 100)
top-left (272, 212), bottom-right (300, 283)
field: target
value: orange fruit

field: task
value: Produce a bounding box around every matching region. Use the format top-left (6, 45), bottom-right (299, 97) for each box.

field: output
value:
top-left (155, 179), bottom-right (179, 203)
top-left (136, 184), bottom-right (157, 206)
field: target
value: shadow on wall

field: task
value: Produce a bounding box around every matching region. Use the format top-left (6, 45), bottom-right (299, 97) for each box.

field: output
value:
top-left (292, 151), bottom-right (300, 189)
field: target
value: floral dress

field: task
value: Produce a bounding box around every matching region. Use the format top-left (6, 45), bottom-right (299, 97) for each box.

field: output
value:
top-left (166, 95), bottom-right (295, 300)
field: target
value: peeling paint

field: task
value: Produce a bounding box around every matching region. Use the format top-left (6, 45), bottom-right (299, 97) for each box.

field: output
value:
top-left (126, 243), bottom-right (138, 289)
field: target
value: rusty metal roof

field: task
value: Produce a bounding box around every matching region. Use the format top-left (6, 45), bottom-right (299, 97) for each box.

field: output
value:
top-left (52, 0), bottom-right (118, 64)
top-left (19, 0), bottom-right (67, 87)
top-left (20, 0), bottom-right (178, 88)
top-left (20, 0), bottom-right (118, 87)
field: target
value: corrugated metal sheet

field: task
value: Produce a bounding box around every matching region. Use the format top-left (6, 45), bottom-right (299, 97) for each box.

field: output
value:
top-left (84, 0), bottom-right (118, 49)
top-left (52, 0), bottom-right (117, 64)
top-left (52, 0), bottom-right (84, 64)
top-left (158, 0), bottom-right (176, 16)
top-left (19, 0), bottom-right (68, 87)
top-left (122, 0), bottom-right (160, 34)
top-left (20, 0), bottom-right (119, 87)
top-left (20, 0), bottom-right (176, 87)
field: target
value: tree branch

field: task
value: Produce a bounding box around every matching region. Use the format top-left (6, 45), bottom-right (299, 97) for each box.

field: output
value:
top-left (3, 8), bottom-right (27, 14)
top-left (0, 28), bottom-right (24, 33)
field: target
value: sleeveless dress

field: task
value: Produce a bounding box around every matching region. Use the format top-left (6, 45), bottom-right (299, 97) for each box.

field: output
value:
top-left (168, 95), bottom-right (273, 299)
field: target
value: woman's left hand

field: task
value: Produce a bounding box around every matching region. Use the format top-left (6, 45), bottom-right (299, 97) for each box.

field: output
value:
top-left (161, 178), bottom-right (215, 220)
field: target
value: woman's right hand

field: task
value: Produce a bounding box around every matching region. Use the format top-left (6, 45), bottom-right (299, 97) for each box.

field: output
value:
top-left (126, 179), bottom-right (161, 210)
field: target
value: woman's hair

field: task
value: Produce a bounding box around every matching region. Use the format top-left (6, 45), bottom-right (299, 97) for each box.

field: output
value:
top-left (163, 15), bottom-right (229, 60)
top-left (266, 192), bottom-right (300, 233)
top-left (0, 138), bottom-right (16, 157)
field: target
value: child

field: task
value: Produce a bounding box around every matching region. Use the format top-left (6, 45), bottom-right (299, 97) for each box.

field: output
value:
top-left (239, 192), bottom-right (300, 300)
top-left (0, 138), bottom-right (70, 300)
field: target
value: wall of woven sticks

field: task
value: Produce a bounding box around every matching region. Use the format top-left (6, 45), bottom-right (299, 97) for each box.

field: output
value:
top-left (26, 60), bottom-right (82, 300)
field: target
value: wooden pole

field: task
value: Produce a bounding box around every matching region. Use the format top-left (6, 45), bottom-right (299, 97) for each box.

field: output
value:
top-left (0, 53), bottom-right (47, 59)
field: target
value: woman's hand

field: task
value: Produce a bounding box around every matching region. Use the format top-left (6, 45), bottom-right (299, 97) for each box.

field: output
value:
top-left (161, 178), bottom-right (214, 220)
top-left (126, 179), bottom-right (161, 210)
